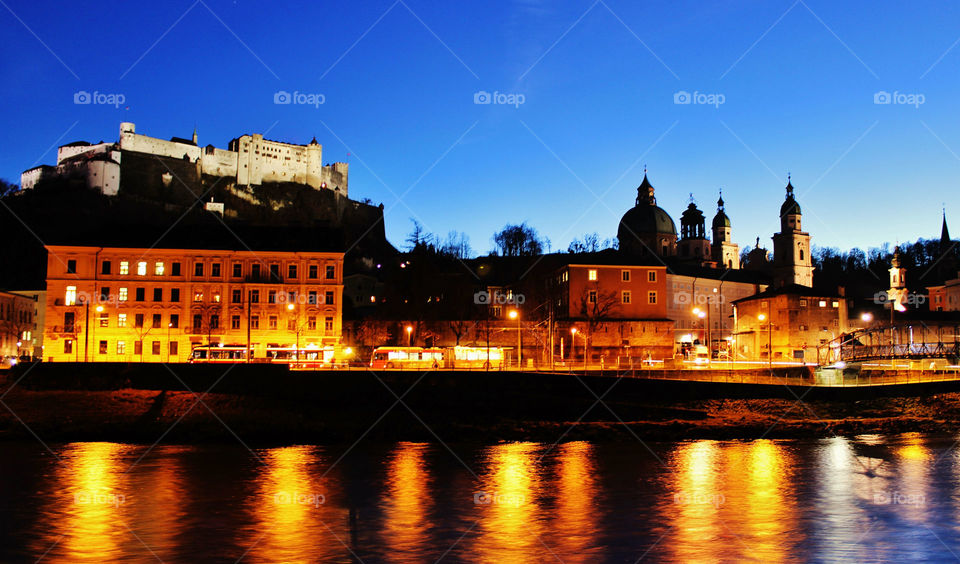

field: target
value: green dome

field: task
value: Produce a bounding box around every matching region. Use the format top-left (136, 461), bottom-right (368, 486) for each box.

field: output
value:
top-left (780, 180), bottom-right (801, 216)
top-left (712, 210), bottom-right (731, 228)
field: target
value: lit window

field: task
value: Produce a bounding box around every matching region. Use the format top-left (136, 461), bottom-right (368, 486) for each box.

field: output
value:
top-left (117, 341), bottom-right (126, 355)
top-left (65, 286), bottom-right (77, 306)
top-left (120, 261), bottom-right (129, 275)
top-left (118, 313), bottom-right (127, 328)
top-left (819, 301), bottom-right (826, 307)
top-left (213, 293), bottom-right (221, 303)
top-left (800, 299), bottom-right (807, 307)
top-left (119, 287), bottom-right (128, 301)
top-left (154, 262), bottom-right (164, 276)
top-left (588, 269), bottom-right (598, 281)
top-left (137, 261), bottom-right (147, 276)
top-left (194, 292), bottom-right (203, 302)
top-left (324, 316), bottom-right (334, 331)
top-left (833, 301), bottom-right (840, 308)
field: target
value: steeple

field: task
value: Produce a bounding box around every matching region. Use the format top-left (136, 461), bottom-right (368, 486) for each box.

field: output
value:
top-left (192, 126), bottom-right (198, 145)
top-left (636, 172), bottom-right (656, 206)
top-left (941, 208), bottom-right (951, 249)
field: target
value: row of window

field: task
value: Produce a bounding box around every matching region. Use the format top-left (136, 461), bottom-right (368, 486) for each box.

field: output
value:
top-left (64, 287), bottom-right (337, 306)
top-left (63, 338), bottom-right (175, 357)
top-left (62, 311), bottom-right (335, 332)
top-left (586, 290), bottom-right (659, 305)
top-left (586, 269), bottom-right (659, 283)
top-left (74, 259), bottom-right (339, 281)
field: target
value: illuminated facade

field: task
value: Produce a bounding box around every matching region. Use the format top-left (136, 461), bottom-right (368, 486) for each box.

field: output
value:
top-left (42, 245), bottom-right (344, 363)
top-left (0, 290), bottom-right (37, 360)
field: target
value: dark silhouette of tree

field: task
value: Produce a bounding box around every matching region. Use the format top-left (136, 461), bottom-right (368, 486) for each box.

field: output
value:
top-left (492, 223), bottom-right (548, 256)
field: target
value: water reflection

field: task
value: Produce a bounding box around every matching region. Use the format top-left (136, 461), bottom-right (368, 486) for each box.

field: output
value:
top-left (381, 442), bottom-right (434, 556)
top-left (469, 442), bottom-right (544, 561)
top-left (546, 441), bottom-right (602, 562)
top-left (47, 442), bottom-right (132, 562)
top-left (7, 436), bottom-right (960, 561)
top-left (244, 445), bottom-right (341, 563)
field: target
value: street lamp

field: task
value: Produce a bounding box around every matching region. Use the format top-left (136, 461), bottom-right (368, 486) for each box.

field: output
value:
top-left (508, 309), bottom-right (521, 368)
top-left (406, 325), bottom-right (413, 346)
top-left (693, 307), bottom-right (707, 347)
top-left (571, 327), bottom-right (587, 371)
top-left (287, 303), bottom-right (299, 366)
top-left (758, 313), bottom-right (771, 371)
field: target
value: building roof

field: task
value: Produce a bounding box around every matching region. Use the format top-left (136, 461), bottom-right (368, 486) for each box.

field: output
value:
top-left (712, 194), bottom-right (731, 228)
top-left (732, 283), bottom-right (840, 304)
top-left (780, 180), bottom-right (801, 216)
top-left (618, 174), bottom-right (677, 239)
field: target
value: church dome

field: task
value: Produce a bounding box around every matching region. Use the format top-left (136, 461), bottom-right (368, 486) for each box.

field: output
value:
top-left (713, 194), bottom-right (730, 228)
top-left (617, 174), bottom-right (677, 239)
top-left (780, 180), bottom-right (801, 216)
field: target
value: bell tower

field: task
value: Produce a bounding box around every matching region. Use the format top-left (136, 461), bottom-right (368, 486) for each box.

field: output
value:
top-left (711, 190), bottom-right (740, 269)
top-left (772, 176), bottom-right (813, 287)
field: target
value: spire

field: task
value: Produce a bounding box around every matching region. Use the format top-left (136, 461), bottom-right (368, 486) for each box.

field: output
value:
top-left (892, 245), bottom-right (902, 269)
top-left (192, 125), bottom-right (198, 145)
top-left (636, 172), bottom-right (655, 206)
top-left (785, 174), bottom-right (794, 199)
top-left (942, 208), bottom-right (951, 247)
top-left (717, 189), bottom-right (724, 210)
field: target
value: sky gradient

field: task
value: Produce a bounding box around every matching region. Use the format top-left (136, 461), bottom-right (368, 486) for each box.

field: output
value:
top-left (2, 0), bottom-right (959, 254)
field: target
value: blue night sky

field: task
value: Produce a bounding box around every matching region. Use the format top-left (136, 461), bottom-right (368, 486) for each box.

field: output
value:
top-left (2, 0), bottom-right (959, 254)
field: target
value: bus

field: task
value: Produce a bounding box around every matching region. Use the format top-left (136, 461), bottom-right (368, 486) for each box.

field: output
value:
top-left (370, 347), bottom-right (444, 369)
top-left (190, 345), bottom-right (248, 363)
top-left (446, 346), bottom-right (505, 369)
top-left (265, 345), bottom-right (335, 369)
top-left (369, 346), bottom-right (506, 369)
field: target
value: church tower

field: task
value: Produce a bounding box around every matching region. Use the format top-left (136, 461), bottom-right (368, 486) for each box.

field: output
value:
top-left (888, 246), bottom-right (908, 311)
top-left (938, 209), bottom-right (957, 282)
top-left (711, 191), bottom-right (740, 269)
top-left (677, 195), bottom-right (711, 261)
top-left (772, 177), bottom-right (813, 287)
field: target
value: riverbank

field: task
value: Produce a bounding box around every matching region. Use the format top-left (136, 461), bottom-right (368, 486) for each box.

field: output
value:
top-left (2, 364), bottom-right (959, 442)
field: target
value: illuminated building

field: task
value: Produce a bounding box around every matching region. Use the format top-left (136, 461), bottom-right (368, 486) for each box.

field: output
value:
top-left (42, 245), bottom-right (343, 363)
top-left (0, 290), bottom-right (37, 360)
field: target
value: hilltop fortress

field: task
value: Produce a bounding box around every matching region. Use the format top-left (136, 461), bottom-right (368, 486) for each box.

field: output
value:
top-left (21, 122), bottom-right (349, 197)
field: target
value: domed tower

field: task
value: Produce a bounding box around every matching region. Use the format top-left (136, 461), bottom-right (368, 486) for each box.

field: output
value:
top-left (772, 176), bottom-right (813, 287)
top-left (711, 191), bottom-right (740, 269)
top-left (888, 245), bottom-right (908, 311)
top-left (618, 172), bottom-right (677, 258)
top-left (677, 196), bottom-right (711, 261)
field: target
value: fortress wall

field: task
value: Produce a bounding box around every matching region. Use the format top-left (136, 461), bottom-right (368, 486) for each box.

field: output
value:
top-left (120, 132), bottom-right (201, 161)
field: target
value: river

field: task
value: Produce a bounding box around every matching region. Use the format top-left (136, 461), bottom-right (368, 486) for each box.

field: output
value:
top-left (2, 435), bottom-right (959, 562)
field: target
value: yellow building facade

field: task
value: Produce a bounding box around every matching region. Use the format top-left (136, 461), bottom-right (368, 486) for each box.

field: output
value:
top-left (43, 245), bottom-right (344, 363)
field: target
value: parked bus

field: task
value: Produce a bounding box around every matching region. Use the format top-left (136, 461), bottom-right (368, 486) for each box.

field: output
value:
top-left (265, 345), bottom-right (335, 369)
top-left (445, 346), bottom-right (505, 369)
top-left (370, 346), bottom-right (444, 369)
top-left (190, 345), bottom-right (248, 363)
top-left (370, 346), bottom-right (506, 369)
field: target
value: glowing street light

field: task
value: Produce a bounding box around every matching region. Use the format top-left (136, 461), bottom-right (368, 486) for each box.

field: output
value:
top-left (861, 312), bottom-right (874, 323)
top-left (508, 309), bottom-right (521, 368)
top-left (570, 327), bottom-right (587, 370)
top-left (406, 325), bottom-right (413, 346)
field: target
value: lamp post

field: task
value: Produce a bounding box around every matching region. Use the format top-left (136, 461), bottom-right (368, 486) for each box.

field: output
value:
top-left (406, 325), bottom-right (413, 347)
top-left (167, 322), bottom-right (173, 363)
top-left (693, 307), bottom-right (707, 347)
top-left (508, 309), bottom-right (521, 369)
top-left (287, 303), bottom-right (299, 368)
top-left (759, 313), bottom-right (771, 371)
top-left (571, 327), bottom-right (586, 371)
top-left (91, 304), bottom-right (104, 362)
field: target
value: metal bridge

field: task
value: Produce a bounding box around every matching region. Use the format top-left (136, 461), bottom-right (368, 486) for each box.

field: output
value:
top-left (821, 322), bottom-right (960, 365)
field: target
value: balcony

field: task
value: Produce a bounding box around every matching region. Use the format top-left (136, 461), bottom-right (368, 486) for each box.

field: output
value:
top-left (50, 325), bottom-right (79, 335)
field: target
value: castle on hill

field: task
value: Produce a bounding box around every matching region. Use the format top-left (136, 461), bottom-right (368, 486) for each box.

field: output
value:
top-left (21, 122), bottom-right (349, 197)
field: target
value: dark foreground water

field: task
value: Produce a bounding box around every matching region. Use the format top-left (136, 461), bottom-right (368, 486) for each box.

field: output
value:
top-left (2, 435), bottom-right (960, 562)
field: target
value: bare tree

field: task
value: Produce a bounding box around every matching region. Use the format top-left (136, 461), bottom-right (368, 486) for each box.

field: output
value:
top-left (440, 231), bottom-right (473, 259)
top-left (577, 282), bottom-right (620, 348)
top-left (492, 223), bottom-right (548, 256)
